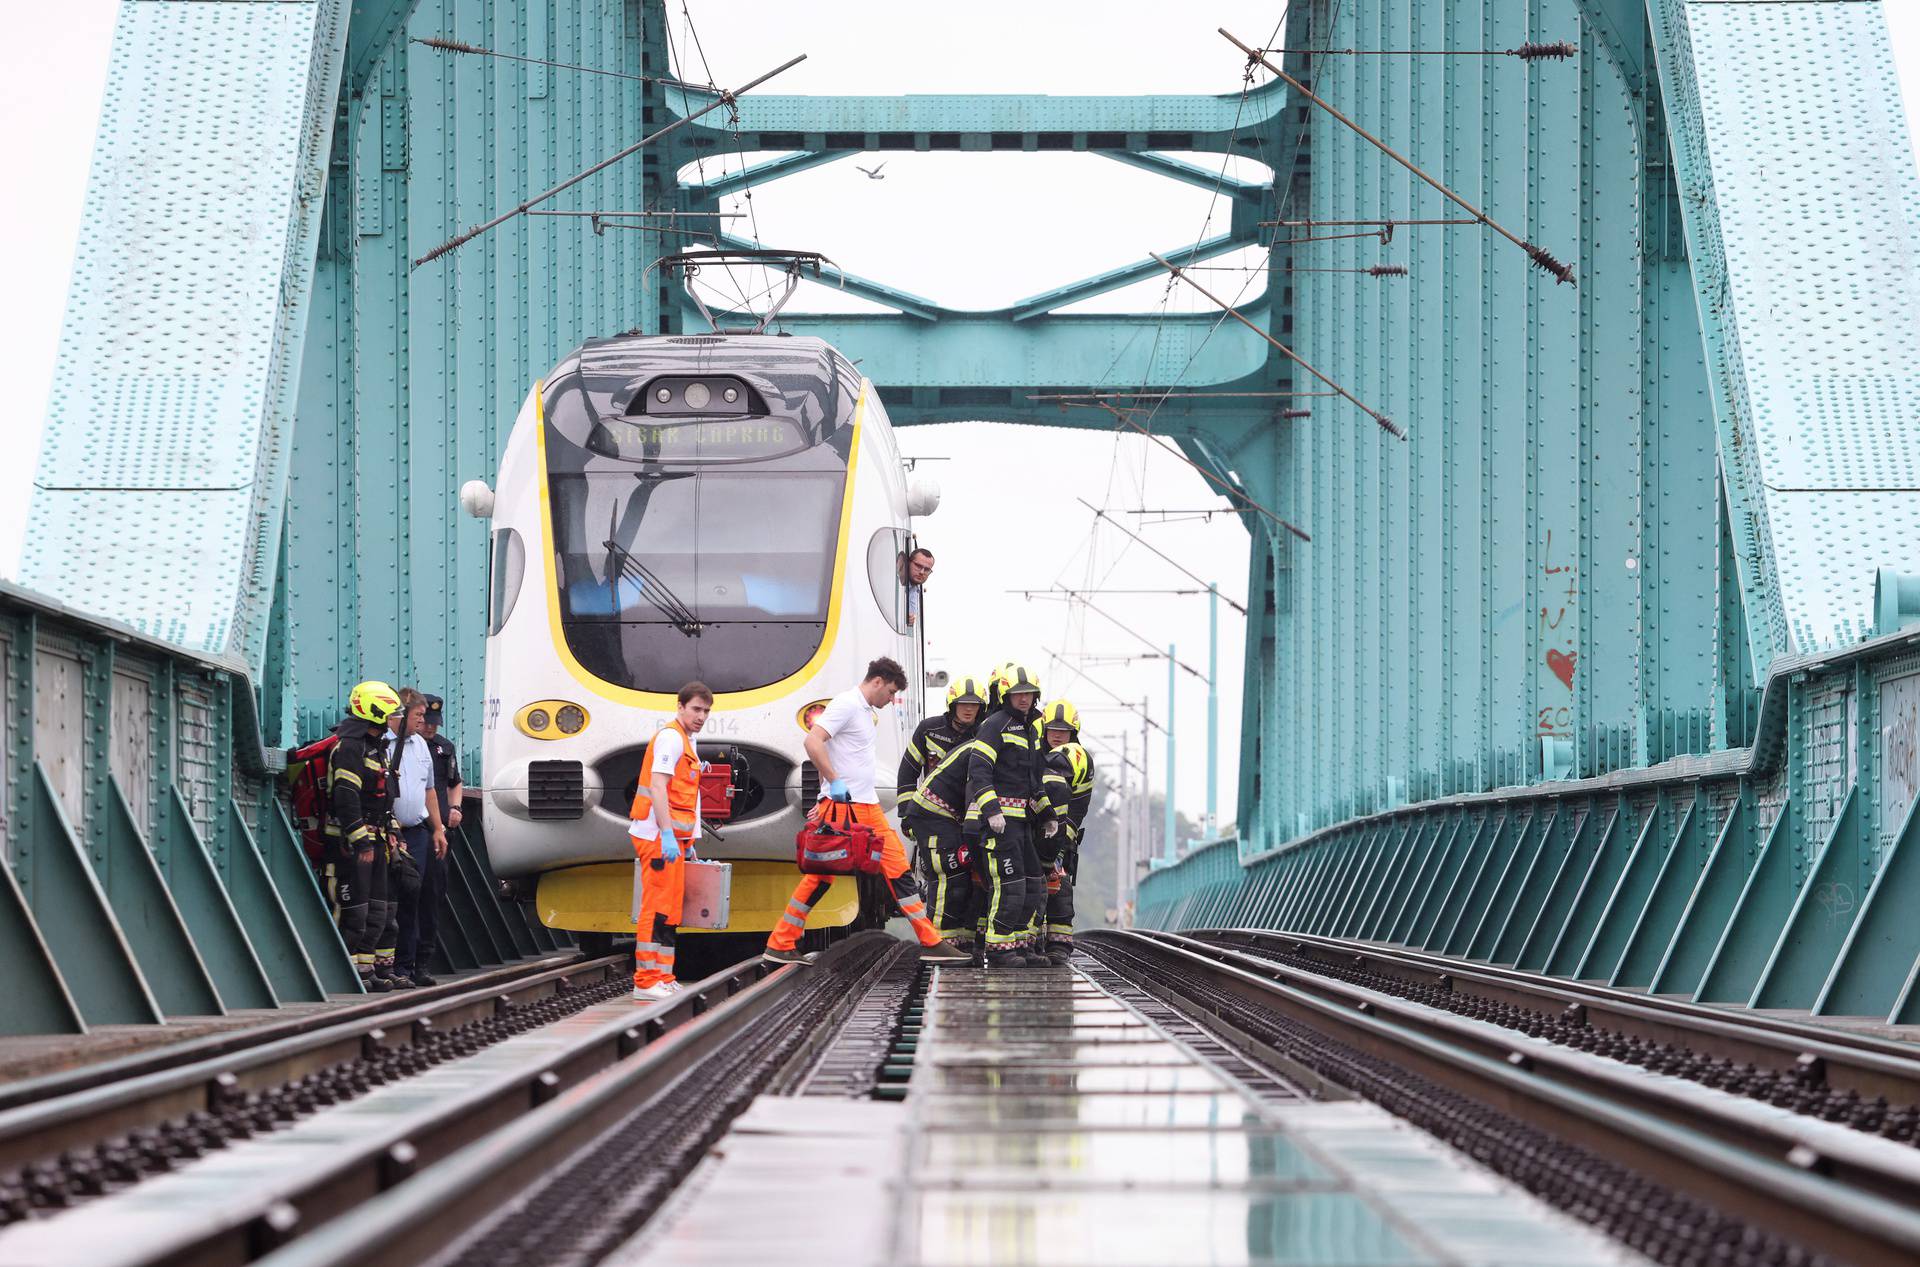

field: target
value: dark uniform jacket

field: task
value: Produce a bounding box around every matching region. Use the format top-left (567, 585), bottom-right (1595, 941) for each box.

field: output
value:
top-left (964, 706), bottom-right (1052, 830)
top-left (1041, 744), bottom-right (1096, 843)
top-left (425, 731), bottom-right (462, 823)
top-left (904, 734), bottom-right (974, 830)
top-left (324, 716), bottom-right (394, 858)
top-left (897, 714), bottom-right (975, 798)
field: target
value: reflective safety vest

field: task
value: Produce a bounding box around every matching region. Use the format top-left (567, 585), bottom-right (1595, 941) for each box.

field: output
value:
top-left (628, 720), bottom-right (701, 845)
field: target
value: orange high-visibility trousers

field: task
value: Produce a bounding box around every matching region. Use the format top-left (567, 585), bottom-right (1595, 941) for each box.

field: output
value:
top-left (634, 835), bottom-right (689, 989)
top-left (767, 802), bottom-right (941, 952)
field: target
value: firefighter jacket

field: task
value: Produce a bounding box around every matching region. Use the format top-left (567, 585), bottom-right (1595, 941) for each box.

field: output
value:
top-left (1042, 743), bottom-right (1096, 844)
top-left (903, 737), bottom-right (974, 829)
top-left (897, 713), bottom-right (976, 797)
top-left (325, 716), bottom-right (394, 857)
top-left (965, 706), bottom-right (1052, 827)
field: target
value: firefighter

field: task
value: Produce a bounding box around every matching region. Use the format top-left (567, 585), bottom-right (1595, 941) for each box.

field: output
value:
top-left (1039, 700), bottom-right (1094, 964)
top-left (900, 675), bottom-right (989, 949)
top-left (628, 682), bottom-right (713, 1001)
top-left (966, 663), bottom-right (1057, 967)
top-left (327, 680), bottom-right (402, 992)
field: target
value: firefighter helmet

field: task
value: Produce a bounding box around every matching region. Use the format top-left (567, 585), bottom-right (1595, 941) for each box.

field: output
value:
top-left (1040, 698), bottom-right (1081, 737)
top-left (348, 680), bottom-right (403, 725)
top-left (1061, 741), bottom-right (1091, 785)
top-left (1000, 663), bottom-right (1042, 699)
top-left (946, 676), bottom-right (988, 710)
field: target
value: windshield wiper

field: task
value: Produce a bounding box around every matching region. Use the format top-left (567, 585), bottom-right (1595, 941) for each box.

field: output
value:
top-left (604, 541), bottom-right (703, 637)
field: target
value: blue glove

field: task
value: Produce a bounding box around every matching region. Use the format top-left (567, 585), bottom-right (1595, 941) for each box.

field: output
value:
top-left (827, 778), bottom-right (851, 802)
top-left (659, 836), bottom-right (682, 863)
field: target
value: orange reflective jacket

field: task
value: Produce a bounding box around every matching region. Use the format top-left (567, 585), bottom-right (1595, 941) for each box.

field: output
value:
top-left (628, 720), bottom-right (701, 844)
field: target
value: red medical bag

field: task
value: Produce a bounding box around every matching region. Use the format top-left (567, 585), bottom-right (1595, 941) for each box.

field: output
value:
top-left (700, 762), bottom-right (736, 823)
top-left (795, 802), bottom-right (885, 875)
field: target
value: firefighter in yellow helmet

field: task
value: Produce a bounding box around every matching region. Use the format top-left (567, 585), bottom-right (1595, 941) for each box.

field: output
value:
top-left (965, 663), bottom-right (1055, 966)
top-left (330, 680), bottom-right (403, 991)
top-left (1038, 699), bottom-right (1094, 963)
top-left (898, 675), bottom-right (990, 949)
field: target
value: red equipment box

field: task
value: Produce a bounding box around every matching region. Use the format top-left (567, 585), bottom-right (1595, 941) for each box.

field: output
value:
top-left (795, 803), bottom-right (885, 875)
top-left (700, 763), bottom-right (736, 823)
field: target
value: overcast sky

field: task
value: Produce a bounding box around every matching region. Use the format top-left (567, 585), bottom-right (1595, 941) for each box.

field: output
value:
top-left (6, 2), bottom-right (1920, 837)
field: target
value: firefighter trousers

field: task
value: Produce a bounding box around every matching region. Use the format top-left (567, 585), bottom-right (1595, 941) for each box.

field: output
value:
top-left (767, 802), bottom-right (941, 951)
top-left (336, 842), bottom-right (393, 977)
top-left (1038, 838), bottom-right (1076, 950)
top-left (976, 819), bottom-right (1040, 951)
top-left (907, 814), bottom-right (976, 947)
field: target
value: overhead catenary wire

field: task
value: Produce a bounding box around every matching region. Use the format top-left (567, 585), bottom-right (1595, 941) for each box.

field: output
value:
top-left (1074, 498), bottom-right (1249, 615)
top-left (411, 36), bottom-right (690, 86)
top-left (1025, 589), bottom-right (1207, 681)
top-left (1221, 28), bottom-right (1576, 286)
top-left (1151, 252), bottom-right (1402, 440)
top-left (1096, 402), bottom-right (1311, 542)
top-left (1039, 648), bottom-right (1164, 733)
top-left (412, 53), bottom-right (806, 267)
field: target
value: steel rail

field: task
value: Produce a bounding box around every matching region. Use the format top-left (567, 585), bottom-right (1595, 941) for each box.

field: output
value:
top-left (0, 954), bottom-right (624, 1177)
top-left (0, 950), bottom-right (820, 1267)
top-left (252, 934), bottom-right (906, 1267)
top-left (1199, 928), bottom-right (1920, 1107)
top-left (1091, 930), bottom-right (1920, 1267)
top-left (0, 952), bottom-right (589, 1115)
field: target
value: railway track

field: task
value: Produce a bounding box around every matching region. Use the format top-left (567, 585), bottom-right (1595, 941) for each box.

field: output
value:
top-left (0, 933), bottom-right (915, 1267)
top-left (1195, 928), bottom-right (1920, 1141)
top-left (0, 951), bottom-right (624, 1220)
top-left (1081, 929), bottom-right (1920, 1267)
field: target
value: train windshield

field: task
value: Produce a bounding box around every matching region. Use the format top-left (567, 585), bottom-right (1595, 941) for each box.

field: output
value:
top-left (542, 337), bottom-right (859, 694)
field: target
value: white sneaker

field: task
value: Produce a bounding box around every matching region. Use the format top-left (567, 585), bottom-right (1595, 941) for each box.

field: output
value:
top-left (632, 983), bottom-right (675, 1002)
top-left (661, 980), bottom-right (684, 993)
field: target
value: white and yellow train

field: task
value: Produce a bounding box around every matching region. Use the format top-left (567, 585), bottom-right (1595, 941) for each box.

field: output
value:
top-left (465, 332), bottom-right (937, 939)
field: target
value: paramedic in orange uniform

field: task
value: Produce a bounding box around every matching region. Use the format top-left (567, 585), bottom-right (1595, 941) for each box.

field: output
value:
top-left (628, 682), bottom-right (712, 1000)
top-left (763, 657), bottom-right (969, 965)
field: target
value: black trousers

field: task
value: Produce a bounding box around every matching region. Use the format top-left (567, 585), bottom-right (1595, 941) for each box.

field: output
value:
top-left (975, 819), bottom-right (1039, 949)
top-left (395, 823), bottom-right (441, 975)
top-left (1038, 836), bottom-right (1076, 942)
top-left (908, 814), bottom-right (976, 944)
top-left (336, 840), bottom-right (391, 967)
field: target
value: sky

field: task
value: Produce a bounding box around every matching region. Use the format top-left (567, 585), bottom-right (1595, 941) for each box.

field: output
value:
top-left (7, 2), bottom-right (1920, 839)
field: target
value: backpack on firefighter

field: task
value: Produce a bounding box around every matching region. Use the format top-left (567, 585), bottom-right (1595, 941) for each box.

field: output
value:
top-left (284, 734), bottom-right (390, 871)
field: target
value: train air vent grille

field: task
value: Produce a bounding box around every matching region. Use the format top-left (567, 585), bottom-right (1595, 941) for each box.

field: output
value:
top-left (528, 760), bottom-right (585, 820)
top-left (799, 760), bottom-right (820, 806)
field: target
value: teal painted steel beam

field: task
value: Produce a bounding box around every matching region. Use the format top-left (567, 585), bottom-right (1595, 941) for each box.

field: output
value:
top-left (0, 860), bottom-right (85, 1035)
top-left (1578, 795), bottom-right (1678, 983)
top-left (687, 149), bottom-right (849, 200)
top-left (1612, 791), bottom-right (1715, 988)
top-left (1545, 799), bottom-right (1644, 978)
top-left (1409, 813), bottom-right (1489, 950)
top-left (102, 779), bottom-right (224, 1018)
top-left (1465, 808), bottom-right (1552, 962)
top-left (1008, 232), bottom-right (1248, 323)
top-left (1515, 806), bottom-right (1604, 972)
top-left (1363, 816), bottom-right (1441, 941)
top-left (1651, 798), bottom-right (1759, 997)
top-left (1383, 816), bottom-right (1458, 944)
top-left (1443, 811), bottom-right (1526, 958)
top-left (1695, 804), bottom-right (1795, 1004)
top-left (1752, 788), bottom-right (1867, 1009)
top-left (670, 79), bottom-right (1293, 155)
top-left (160, 788), bottom-right (279, 1011)
top-left (1488, 806), bottom-right (1574, 965)
top-left (715, 230), bottom-right (945, 319)
top-left (1099, 150), bottom-right (1268, 203)
top-left (27, 763), bottom-right (163, 1026)
top-left (1816, 794), bottom-right (1920, 1017)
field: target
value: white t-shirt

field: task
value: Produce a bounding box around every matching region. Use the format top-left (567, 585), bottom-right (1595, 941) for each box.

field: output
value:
top-left (814, 687), bottom-right (880, 803)
top-left (644, 725), bottom-right (701, 839)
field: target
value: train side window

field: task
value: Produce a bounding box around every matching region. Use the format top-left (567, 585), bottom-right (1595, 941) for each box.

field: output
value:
top-left (866, 527), bottom-right (909, 633)
top-left (489, 528), bottom-right (525, 635)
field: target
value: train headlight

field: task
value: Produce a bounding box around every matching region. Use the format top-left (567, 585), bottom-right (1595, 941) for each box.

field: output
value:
top-left (683, 382), bottom-right (711, 409)
top-left (655, 387), bottom-right (672, 403)
top-left (516, 700), bottom-right (588, 739)
top-left (796, 699), bottom-right (831, 731)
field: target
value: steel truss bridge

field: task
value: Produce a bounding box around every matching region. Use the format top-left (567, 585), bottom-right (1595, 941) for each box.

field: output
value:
top-left (9, 0), bottom-right (1920, 1032)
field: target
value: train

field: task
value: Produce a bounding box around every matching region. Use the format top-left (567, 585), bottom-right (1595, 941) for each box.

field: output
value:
top-left (464, 332), bottom-right (938, 942)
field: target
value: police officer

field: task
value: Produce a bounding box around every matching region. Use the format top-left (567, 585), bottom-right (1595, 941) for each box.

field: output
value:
top-left (327, 680), bottom-right (402, 992)
top-left (1038, 700), bottom-right (1094, 964)
top-left (966, 663), bottom-right (1056, 967)
top-left (900, 676), bottom-right (988, 950)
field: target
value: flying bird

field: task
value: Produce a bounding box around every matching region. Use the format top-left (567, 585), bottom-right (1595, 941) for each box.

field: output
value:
top-left (856, 162), bottom-right (888, 180)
